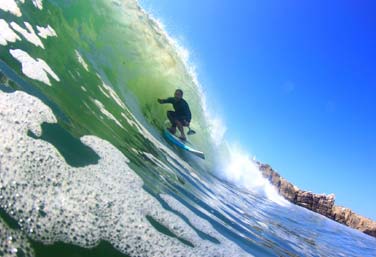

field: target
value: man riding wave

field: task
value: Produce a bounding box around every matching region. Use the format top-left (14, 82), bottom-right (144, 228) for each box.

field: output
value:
top-left (158, 89), bottom-right (191, 141)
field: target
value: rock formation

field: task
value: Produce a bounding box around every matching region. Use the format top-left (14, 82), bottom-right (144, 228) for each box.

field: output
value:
top-left (258, 163), bottom-right (376, 238)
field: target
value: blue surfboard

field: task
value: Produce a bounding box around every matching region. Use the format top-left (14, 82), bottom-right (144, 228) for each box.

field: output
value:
top-left (163, 129), bottom-right (205, 159)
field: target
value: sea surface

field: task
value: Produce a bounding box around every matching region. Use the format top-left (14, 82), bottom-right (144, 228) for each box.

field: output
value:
top-left (1, 1), bottom-right (376, 256)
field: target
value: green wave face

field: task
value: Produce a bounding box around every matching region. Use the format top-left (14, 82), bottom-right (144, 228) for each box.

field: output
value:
top-left (0, 1), bottom-right (228, 256)
top-left (0, 0), bottom-right (215, 161)
top-left (2, 2), bottom-right (376, 257)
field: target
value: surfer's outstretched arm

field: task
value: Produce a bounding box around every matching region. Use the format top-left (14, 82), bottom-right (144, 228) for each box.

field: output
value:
top-left (157, 97), bottom-right (174, 104)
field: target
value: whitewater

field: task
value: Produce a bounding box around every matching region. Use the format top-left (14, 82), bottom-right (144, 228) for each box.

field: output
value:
top-left (0, 1), bottom-right (375, 256)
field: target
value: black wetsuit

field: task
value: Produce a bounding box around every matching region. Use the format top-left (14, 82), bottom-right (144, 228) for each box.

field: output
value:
top-left (160, 97), bottom-right (191, 126)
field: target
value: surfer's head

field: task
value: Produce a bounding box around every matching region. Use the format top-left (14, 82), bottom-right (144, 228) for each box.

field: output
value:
top-left (174, 89), bottom-right (183, 100)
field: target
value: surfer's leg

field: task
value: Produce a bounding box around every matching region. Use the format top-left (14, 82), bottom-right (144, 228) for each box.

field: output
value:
top-left (167, 111), bottom-right (177, 134)
top-left (176, 120), bottom-right (186, 140)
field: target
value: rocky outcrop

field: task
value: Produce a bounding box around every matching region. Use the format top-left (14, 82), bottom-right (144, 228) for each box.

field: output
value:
top-left (258, 163), bottom-right (376, 238)
top-left (332, 206), bottom-right (376, 237)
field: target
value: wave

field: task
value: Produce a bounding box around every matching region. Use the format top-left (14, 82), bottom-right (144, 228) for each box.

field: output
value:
top-left (0, 0), bottom-right (281, 200)
top-left (2, 1), bottom-right (376, 257)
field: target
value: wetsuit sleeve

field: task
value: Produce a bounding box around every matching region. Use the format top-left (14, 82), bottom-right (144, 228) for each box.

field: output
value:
top-left (159, 97), bottom-right (174, 104)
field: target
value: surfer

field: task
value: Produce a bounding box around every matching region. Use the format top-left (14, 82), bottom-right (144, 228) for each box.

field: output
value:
top-left (158, 89), bottom-right (191, 141)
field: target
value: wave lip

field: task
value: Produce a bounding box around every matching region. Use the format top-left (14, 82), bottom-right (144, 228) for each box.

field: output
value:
top-left (219, 145), bottom-right (289, 206)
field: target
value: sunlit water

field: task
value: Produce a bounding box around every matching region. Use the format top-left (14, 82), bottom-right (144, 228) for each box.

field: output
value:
top-left (1, 1), bottom-right (376, 256)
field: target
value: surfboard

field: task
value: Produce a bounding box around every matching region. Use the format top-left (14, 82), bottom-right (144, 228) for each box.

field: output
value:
top-left (163, 129), bottom-right (205, 159)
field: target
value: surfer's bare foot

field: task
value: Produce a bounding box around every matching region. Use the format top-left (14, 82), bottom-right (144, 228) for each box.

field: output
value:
top-left (168, 127), bottom-right (176, 134)
top-left (179, 135), bottom-right (186, 141)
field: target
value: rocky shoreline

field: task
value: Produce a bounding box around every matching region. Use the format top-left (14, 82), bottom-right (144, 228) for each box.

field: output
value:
top-left (258, 163), bottom-right (376, 238)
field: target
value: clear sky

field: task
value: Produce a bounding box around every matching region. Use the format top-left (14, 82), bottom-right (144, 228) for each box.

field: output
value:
top-left (140, 0), bottom-right (376, 220)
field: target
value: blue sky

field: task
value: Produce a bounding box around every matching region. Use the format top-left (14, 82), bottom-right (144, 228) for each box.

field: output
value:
top-left (140, 0), bottom-right (376, 220)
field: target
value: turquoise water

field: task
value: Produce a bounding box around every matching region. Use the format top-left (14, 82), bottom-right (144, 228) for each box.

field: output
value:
top-left (1, 1), bottom-right (376, 256)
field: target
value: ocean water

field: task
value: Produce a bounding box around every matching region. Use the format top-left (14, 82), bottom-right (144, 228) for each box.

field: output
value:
top-left (1, 1), bottom-right (376, 257)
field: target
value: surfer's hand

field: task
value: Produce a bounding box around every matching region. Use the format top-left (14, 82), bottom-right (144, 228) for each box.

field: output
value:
top-left (157, 98), bottom-right (163, 104)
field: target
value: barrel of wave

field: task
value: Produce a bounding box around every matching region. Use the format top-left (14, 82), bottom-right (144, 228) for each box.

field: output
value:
top-left (133, 72), bottom-right (215, 162)
top-left (101, 1), bottom-right (216, 160)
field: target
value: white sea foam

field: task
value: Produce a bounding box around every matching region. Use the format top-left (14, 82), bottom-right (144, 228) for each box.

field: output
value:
top-left (37, 25), bottom-right (57, 39)
top-left (0, 0), bottom-right (22, 17)
top-left (141, 151), bottom-right (175, 174)
top-left (10, 22), bottom-right (44, 48)
top-left (101, 82), bottom-right (127, 109)
top-left (0, 219), bottom-right (34, 257)
top-left (96, 74), bottom-right (128, 110)
top-left (9, 49), bottom-right (60, 86)
top-left (0, 0), bottom-right (42, 17)
top-left (98, 84), bottom-right (110, 97)
top-left (121, 111), bottom-right (138, 128)
top-left (0, 90), bottom-right (251, 257)
top-left (0, 19), bottom-right (21, 46)
top-left (32, 0), bottom-right (43, 10)
top-left (222, 145), bottom-right (289, 206)
top-left (75, 50), bottom-right (89, 71)
top-left (93, 98), bottom-right (125, 130)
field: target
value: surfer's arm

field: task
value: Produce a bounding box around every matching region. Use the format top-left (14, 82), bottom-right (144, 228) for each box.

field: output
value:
top-left (157, 97), bottom-right (174, 104)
